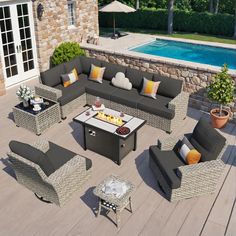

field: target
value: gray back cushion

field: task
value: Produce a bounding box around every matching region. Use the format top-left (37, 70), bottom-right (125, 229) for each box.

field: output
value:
top-left (64, 57), bottom-right (83, 74)
top-left (9, 141), bottom-right (55, 177)
top-left (80, 56), bottom-right (102, 74)
top-left (190, 118), bottom-right (226, 162)
top-left (40, 63), bottom-right (66, 87)
top-left (126, 68), bottom-right (153, 90)
top-left (153, 74), bottom-right (183, 98)
top-left (101, 61), bottom-right (127, 81)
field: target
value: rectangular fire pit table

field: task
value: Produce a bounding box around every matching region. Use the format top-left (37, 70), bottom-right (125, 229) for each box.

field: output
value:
top-left (73, 107), bottom-right (146, 165)
top-left (13, 98), bottom-right (61, 135)
top-left (93, 175), bottom-right (135, 230)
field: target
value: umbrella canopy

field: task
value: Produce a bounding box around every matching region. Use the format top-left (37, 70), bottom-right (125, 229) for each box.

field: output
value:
top-left (99, 1), bottom-right (136, 38)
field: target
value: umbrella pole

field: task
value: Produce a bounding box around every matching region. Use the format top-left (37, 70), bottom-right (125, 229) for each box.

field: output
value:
top-left (113, 13), bottom-right (116, 38)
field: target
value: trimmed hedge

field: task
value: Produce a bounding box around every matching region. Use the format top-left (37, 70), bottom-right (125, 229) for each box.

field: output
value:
top-left (99, 9), bottom-right (234, 36)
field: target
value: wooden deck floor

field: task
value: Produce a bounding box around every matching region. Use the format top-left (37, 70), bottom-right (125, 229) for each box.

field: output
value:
top-left (0, 79), bottom-right (235, 236)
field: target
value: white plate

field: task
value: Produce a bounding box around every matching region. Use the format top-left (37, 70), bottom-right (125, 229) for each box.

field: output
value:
top-left (33, 107), bottom-right (41, 111)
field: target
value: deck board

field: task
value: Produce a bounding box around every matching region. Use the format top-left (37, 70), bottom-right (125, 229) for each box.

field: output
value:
top-left (0, 79), bottom-right (235, 236)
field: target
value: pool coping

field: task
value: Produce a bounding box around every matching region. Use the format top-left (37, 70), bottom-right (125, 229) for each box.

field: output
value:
top-left (81, 38), bottom-right (236, 76)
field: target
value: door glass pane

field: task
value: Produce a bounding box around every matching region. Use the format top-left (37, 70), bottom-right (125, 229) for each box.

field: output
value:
top-left (23, 62), bottom-right (28, 72)
top-left (6, 68), bottom-right (11, 77)
top-left (25, 27), bottom-right (31, 38)
top-left (5, 19), bottom-right (12, 30)
top-left (7, 31), bottom-right (13, 43)
top-left (8, 43), bottom-right (15, 54)
top-left (3, 45), bottom-right (8, 55)
top-left (20, 29), bottom-right (24, 39)
top-left (29, 60), bottom-right (34, 70)
top-left (22, 4), bottom-right (28, 15)
top-left (1, 33), bottom-right (7, 44)
top-left (18, 17), bottom-right (23, 28)
top-left (4, 57), bottom-right (9, 67)
top-left (0, 20), bottom-right (5, 31)
top-left (17, 5), bottom-right (22, 16)
top-left (10, 55), bottom-right (16, 65)
top-left (4, 7), bottom-right (10, 18)
top-left (0, 8), bottom-right (3, 19)
top-left (24, 16), bottom-right (29, 27)
top-left (11, 65), bottom-right (18, 76)
top-left (21, 40), bottom-right (26, 51)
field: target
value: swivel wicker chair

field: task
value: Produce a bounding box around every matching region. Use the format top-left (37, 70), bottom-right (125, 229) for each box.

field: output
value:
top-left (149, 118), bottom-right (227, 202)
top-left (8, 140), bottom-right (92, 207)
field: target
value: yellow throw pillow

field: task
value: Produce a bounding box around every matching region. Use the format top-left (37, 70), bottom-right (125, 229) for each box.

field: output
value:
top-left (89, 64), bottom-right (105, 84)
top-left (186, 149), bottom-right (201, 165)
top-left (140, 77), bottom-right (161, 99)
top-left (61, 68), bottom-right (79, 88)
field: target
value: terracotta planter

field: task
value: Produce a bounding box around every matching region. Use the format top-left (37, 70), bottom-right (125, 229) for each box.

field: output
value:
top-left (210, 108), bottom-right (230, 128)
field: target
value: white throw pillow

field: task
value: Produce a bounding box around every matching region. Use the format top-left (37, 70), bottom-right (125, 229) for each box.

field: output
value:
top-left (112, 72), bottom-right (132, 90)
top-left (179, 143), bottom-right (190, 163)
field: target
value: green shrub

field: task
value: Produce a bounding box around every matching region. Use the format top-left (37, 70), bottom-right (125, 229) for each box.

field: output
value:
top-left (52, 42), bottom-right (86, 66)
top-left (99, 9), bottom-right (234, 36)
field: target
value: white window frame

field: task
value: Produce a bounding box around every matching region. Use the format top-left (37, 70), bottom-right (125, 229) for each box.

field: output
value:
top-left (67, 0), bottom-right (76, 27)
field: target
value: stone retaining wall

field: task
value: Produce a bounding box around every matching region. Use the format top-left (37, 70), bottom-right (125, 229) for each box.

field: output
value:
top-left (83, 46), bottom-right (236, 113)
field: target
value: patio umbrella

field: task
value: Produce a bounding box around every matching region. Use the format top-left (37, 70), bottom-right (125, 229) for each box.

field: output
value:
top-left (99, 0), bottom-right (136, 38)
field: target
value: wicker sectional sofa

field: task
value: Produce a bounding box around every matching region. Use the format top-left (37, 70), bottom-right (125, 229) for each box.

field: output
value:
top-left (35, 56), bottom-right (189, 133)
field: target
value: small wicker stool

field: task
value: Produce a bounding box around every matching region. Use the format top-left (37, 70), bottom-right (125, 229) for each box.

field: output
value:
top-left (93, 175), bottom-right (135, 230)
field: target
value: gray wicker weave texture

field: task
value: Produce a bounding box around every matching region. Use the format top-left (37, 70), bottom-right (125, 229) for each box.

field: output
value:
top-left (8, 140), bottom-right (91, 207)
top-left (13, 101), bottom-right (61, 135)
top-left (93, 175), bottom-right (135, 230)
top-left (150, 135), bottom-right (226, 201)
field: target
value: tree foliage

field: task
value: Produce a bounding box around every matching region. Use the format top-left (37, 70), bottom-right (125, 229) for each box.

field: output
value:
top-left (98, 0), bottom-right (235, 15)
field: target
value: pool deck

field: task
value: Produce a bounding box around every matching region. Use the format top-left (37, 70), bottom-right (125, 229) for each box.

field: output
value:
top-left (84, 32), bottom-right (236, 75)
top-left (0, 79), bottom-right (236, 236)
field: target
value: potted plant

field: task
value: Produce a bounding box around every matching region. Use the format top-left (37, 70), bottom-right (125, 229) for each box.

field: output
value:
top-left (207, 64), bottom-right (235, 128)
top-left (16, 84), bottom-right (34, 108)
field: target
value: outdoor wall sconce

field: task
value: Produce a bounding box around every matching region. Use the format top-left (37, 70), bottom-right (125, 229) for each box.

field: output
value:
top-left (37, 3), bottom-right (44, 20)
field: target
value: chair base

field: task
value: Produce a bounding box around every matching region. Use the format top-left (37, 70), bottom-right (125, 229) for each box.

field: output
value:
top-left (34, 193), bottom-right (52, 204)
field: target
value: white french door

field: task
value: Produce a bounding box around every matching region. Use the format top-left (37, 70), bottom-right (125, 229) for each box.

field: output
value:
top-left (0, 0), bottom-right (38, 87)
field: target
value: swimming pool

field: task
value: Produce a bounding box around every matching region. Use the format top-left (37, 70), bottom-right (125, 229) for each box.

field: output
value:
top-left (130, 39), bottom-right (236, 70)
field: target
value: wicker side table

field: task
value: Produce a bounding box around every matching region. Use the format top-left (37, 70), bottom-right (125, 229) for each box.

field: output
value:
top-left (13, 99), bottom-right (61, 135)
top-left (93, 175), bottom-right (135, 230)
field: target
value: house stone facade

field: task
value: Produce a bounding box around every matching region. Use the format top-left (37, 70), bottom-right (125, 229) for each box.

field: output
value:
top-left (0, 0), bottom-right (99, 96)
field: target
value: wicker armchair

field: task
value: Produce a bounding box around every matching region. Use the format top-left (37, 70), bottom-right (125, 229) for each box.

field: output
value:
top-left (8, 140), bottom-right (92, 207)
top-left (149, 118), bottom-right (227, 201)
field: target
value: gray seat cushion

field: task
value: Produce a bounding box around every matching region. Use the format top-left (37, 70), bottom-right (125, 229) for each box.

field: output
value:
top-left (126, 68), bottom-right (153, 90)
top-left (40, 63), bottom-right (66, 87)
top-left (55, 74), bottom-right (88, 106)
top-left (138, 95), bottom-right (175, 119)
top-left (190, 118), bottom-right (226, 162)
top-left (64, 56), bottom-right (83, 74)
top-left (149, 145), bottom-right (184, 189)
top-left (46, 142), bottom-right (92, 171)
top-left (85, 80), bottom-right (116, 100)
top-left (153, 74), bottom-right (183, 98)
top-left (101, 61), bottom-right (127, 81)
top-left (9, 141), bottom-right (55, 177)
top-left (110, 87), bottom-right (143, 108)
top-left (80, 56), bottom-right (102, 74)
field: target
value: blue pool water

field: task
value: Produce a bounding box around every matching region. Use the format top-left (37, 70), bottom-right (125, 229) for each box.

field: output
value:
top-left (130, 39), bottom-right (236, 69)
